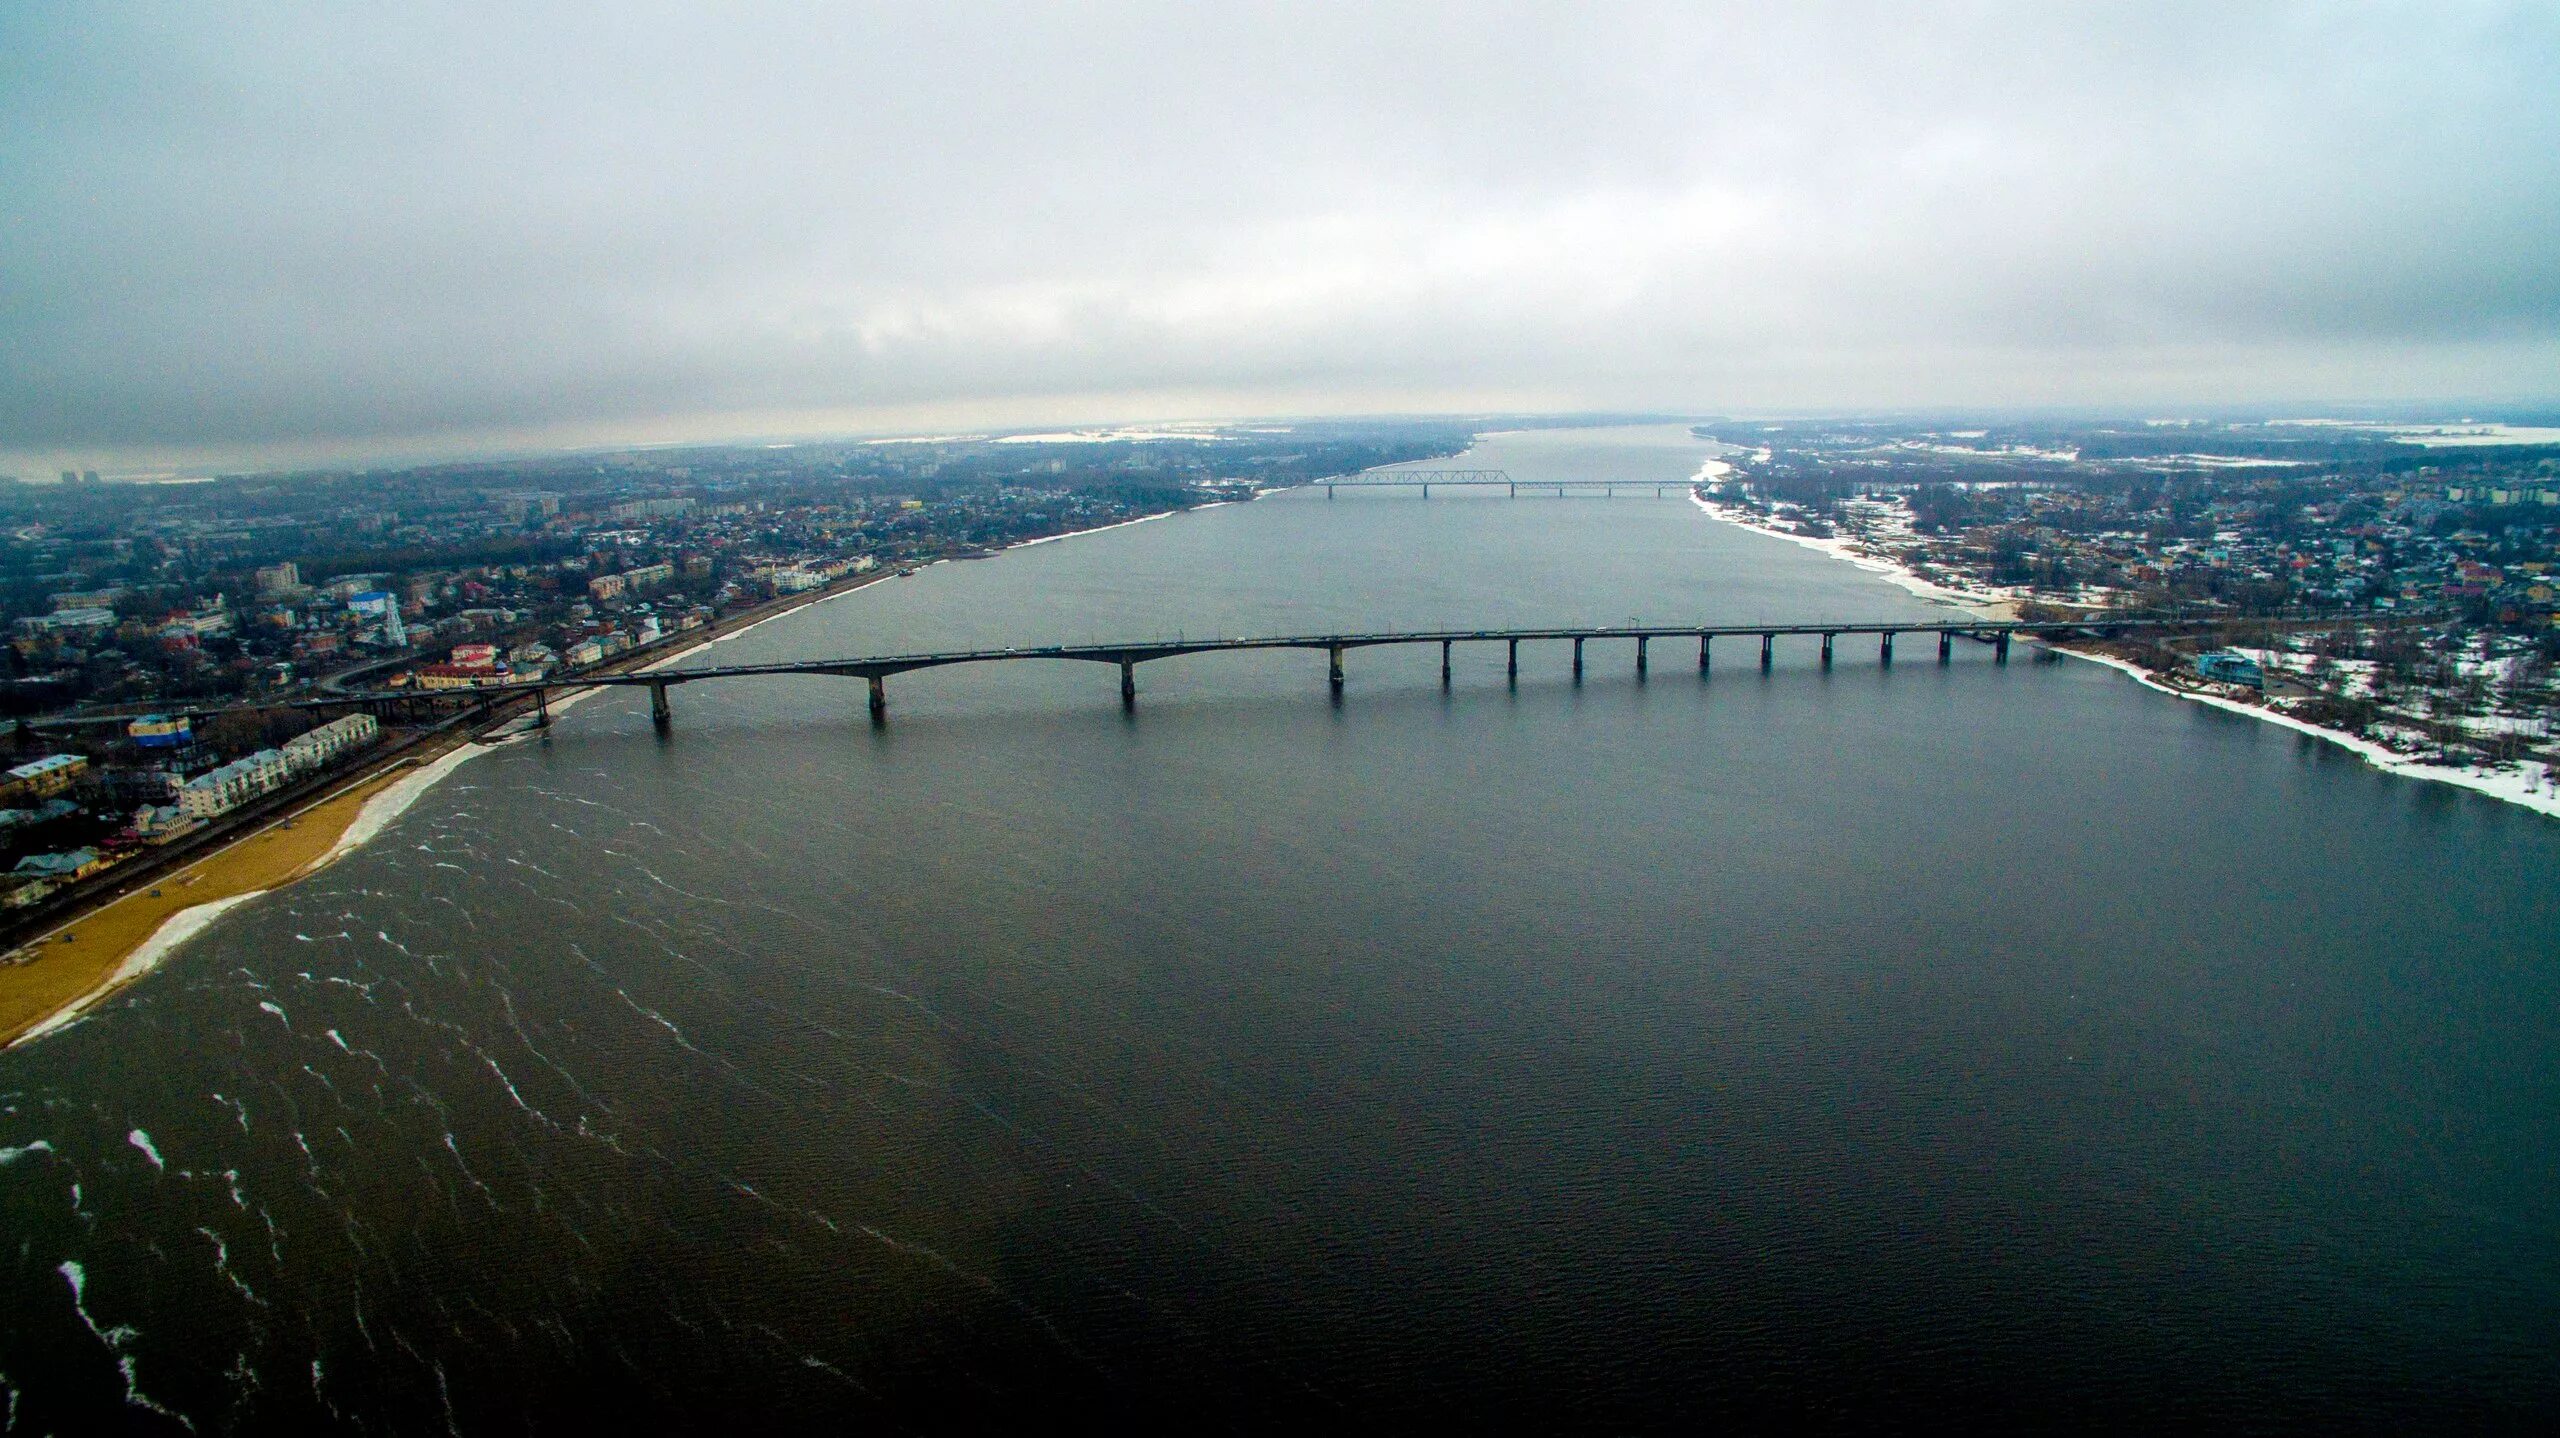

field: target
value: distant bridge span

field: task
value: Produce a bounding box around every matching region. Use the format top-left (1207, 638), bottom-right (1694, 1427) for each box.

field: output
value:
top-left (286, 615), bottom-right (2199, 729)
top-left (1312, 469), bottom-right (1687, 498)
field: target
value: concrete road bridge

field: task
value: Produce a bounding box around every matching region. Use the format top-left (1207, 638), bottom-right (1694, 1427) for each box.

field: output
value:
top-left (290, 615), bottom-right (2200, 730)
top-left (1315, 470), bottom-right (1692, 498)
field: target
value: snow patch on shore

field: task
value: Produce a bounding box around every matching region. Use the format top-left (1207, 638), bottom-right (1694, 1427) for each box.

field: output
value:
top-left (1683, 482), bottom-right (2560, 825)
top-left (1686, 490), bottom-right (2008, 614)
top-left (1009, 508), bottom-right (1181, 548)
top-left (2060, 647), bottom-right (2560, 819)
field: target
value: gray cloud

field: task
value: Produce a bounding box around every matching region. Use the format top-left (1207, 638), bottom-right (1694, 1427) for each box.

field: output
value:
top-left (3, 2), bottom-right (2555, 472)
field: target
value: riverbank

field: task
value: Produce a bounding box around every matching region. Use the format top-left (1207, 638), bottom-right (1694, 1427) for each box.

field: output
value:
top-left (1684, 479), bottom-right (2560, 821)
top-left (1684, 484), bottom-right (2020, 618)
top-left (0, 569), bottom-right (902, 1050)
top-left (0, 500), bottom-right (1231, 1047)
top-left (2058, 645), bottom-right (2560, 819)
top-left (0, 746), bottom-right (467, 1047)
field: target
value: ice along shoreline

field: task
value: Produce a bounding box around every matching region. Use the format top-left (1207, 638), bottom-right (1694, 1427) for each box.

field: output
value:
top-left (1683, 471), bottom-right (2560, 822)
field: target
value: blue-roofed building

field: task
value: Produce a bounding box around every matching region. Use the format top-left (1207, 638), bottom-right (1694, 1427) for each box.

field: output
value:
top-left (2192, 650), bottom-right (2264, 687)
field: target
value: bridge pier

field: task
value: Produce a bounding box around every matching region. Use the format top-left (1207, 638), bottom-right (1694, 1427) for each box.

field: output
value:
top-left (534, 688), bottom-right (550, 728)
top-left (1880, 632), bottom-right (1894, 666)
top-left (1761, 633), bottom-right (1774, 670)
top-left (1326, 483), bottom-right (1335, 499)
top-left (1420, 483), bottom-right (1429, 499)
top-left (1328, 644), bottom-right (1345, 696)
top-left (1440, 640), bottom-right (1452, 688)
top-left (1699, 634), bottom-right (1711, 674)
top-left (648, 681), bottom-right (671, 732)
top-left (1940, 631), bottom-right (1953, 664)
top-left (1635, 636), bottom-right (1648, 679)
top-left (867, 675), bottom-right (887, 724)
top-left (1820, 632), bottom-right (1834, 668)
top-left (1507, 638), bottom-right (1519, 685)
top-left (1995, 631), bottom-right (2011, 664)
top-left (1572, 637), bottom-right (1584, 683)
top-left (1120, 659), bottom-right (1136, 710)
top-left (1508, 481), bottom-right (1516, 497)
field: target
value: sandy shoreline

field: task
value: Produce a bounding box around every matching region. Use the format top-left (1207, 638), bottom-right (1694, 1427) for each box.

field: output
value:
top-left (1683, 482), bottom-right (2560, 822)
top-left (1, 757), bottom-right (451, 1048)
top-left (0, 501), bottom-right (1218, 1049)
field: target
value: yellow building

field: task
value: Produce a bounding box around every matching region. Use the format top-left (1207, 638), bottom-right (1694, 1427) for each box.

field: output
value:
top-left (0, 754), bottom-right (87, 802)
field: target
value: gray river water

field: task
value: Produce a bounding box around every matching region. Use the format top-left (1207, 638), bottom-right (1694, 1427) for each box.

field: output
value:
top-left (5, 425), bottom-right (2558, 1431)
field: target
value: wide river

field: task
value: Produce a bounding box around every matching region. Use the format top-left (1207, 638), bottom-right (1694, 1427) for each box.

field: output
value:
top-left (5, 425), bottom-right (2558, 1431)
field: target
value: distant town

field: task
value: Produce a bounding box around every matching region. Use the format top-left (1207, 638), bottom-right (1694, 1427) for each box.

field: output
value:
top-left (0, 422), bottom-right (1467, 918)
top-left (1695, 416), bottom-right (2560, 781)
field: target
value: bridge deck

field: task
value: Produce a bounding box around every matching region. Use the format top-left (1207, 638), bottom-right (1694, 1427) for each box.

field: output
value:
top-left (311, 616), bottom-right (2172, 703)
top-left (38, 612), bottom-right (2289, 725)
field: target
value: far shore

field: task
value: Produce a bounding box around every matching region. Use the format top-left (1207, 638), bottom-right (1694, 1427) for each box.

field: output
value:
top-left (1685, 486), bottom-right (2021, 619)
top-left (1685, 482), bottom-right (2560, 822)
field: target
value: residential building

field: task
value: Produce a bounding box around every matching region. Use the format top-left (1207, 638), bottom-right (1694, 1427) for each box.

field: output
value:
top-left (281, 713), bottom-right (378, 771)
top-left (1, 754), bottom-right (88, 801)
top-left (417, 663), bottom-right (498, 690)
top-left (12, 848), bottom-right (108, 882)
top-left (15, 607), bottom-right (117, 637)
top-left (177, 749), bottom-right (293, 819)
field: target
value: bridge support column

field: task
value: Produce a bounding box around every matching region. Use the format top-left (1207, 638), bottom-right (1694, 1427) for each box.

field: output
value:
top-left (1939, 631), bottom-right (1953, 664)
top-left (1699, 634), bottom-right (1711, 674)
top-left (1440, 640), bottom-right (1452, 688)
top-left (1507, 638), bottom-right (1519, 685)
top-left (1761, 633), bottom-right (1774, 670)
top-left (648, 682), bottom-right (671, 732)
top-left (535, 689), bottom-right (550, 728)
top-left (1326, 483), bottom-right (1335, 499)
top-left (1820, 633), bottom-right (1834, 668)
top-left (1508, 481), bottom-right (1516, 497)
top-left (1420, 483), bottom-right (1429, 499)
top-left (867, 676), bottom-right (887, 724)
top-left (1328, 645), bottom-right (1345, 696)
top-left (1995, 631), bottom-right (2011, 664)
top-left (1880, 633), bottom-right (1894, 666)
top-left (1635, 636), bottom-right (1648, 679)
top-left (1120, 659), bottom-right (1136, 710)
top-left (1572, 637), bottom-right (1584, 683)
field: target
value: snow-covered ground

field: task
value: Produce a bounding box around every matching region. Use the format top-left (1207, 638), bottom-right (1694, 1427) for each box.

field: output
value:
top-left (2273, 419), bottom-right (2560, 447)
top-left (1687, 490), bottom-right (2560, 824)
top-left (2064, 650), bottom-right (2560, 820)
top-left (1688, 488), bottom-right (2020, 615)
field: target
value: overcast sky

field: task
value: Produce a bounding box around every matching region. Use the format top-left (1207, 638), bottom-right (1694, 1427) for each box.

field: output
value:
top-left (3, 2), bottom-right (2556, 475)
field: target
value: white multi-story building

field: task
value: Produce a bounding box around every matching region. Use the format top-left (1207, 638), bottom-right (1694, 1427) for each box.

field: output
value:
top-left (281, 713), bottom-right (378, 773)
top-left (176, 749), bottom-right (294, 820)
